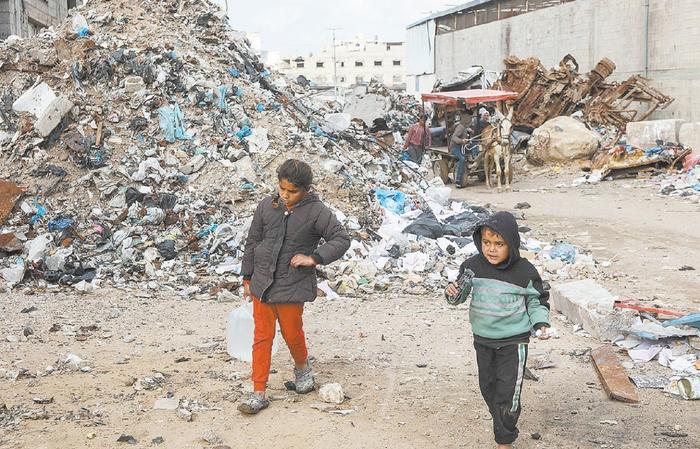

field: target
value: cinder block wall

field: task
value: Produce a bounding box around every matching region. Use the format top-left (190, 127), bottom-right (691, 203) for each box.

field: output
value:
top-left (434, 0), bottom-right (700, 121)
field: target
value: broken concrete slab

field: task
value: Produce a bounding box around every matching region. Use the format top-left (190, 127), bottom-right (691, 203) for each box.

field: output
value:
top-left (630, 321), bottom-right (700, 340)
top-left (550, 279), bottom-right (621, 340)
top-left (153, 397), bottom-right (179, 410)
top-left (0, 180), bottom-right (24, 224)
top-left (0, 233), bottom-right (24, 253)
top-left (124, 76), bottom-right (145, 93)
top-left (626, 119), bottom-right (685, 149)
top-left (679, 123), bottom-right (700, 152)
top-left (12, 82), bottom-right (57, 117)
top-left (591, 346), bottom-right (639, 403)
top-left (179, 154), bottom-right (207, 175)
top-left (34, 96), bottom-right (74, 137)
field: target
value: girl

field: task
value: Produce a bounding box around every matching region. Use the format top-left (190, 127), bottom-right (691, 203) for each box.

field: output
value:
top-left (237, 159), bottom-right (350, 414)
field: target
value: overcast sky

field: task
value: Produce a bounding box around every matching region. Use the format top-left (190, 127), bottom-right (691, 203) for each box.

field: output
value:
top-left (215, 0), bottom-right (456, 55)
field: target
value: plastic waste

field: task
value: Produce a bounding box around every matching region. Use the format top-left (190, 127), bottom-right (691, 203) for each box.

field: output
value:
top-left (72, 14), bottom-right (89, 37)
top-left (227, 67), bottom-right (240, 77)
top-left (47, 218), bottom-right (74, 231)
top-left (549, 242), bottom-right (577, 264)
top-left (256, 103), bottom-right (265, 112)
top-left (158, 104), bottom-right (192, 143)
top-left (442, 207), bottom-right (489, 237)
top-left (374, 189), bottom-right (406, 215)
top-left (322, 113), bottom-right (352, 133)
top-left (403, 211), bottom-right (444, 239)
top-left (678, 377), bottom-right (700, 400)
top-left (236, 125), bottom-right (252, 140)
top-left (218, 85), bottom-right (229, 111)
top-left (30, 198), bottom-right (46, 224)
top-left (226, 302), bottom-right (279, 362)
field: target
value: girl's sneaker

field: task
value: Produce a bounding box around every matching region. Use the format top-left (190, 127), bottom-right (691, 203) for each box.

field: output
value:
top-left (237, 394), bottom-right (269, 414)
top-left (294, 362), bottom-right (315, 394)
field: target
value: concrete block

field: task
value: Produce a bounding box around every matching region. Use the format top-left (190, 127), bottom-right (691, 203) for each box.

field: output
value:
top-left (679, 122), bottom-right (700, 151)
top-left (550, 279), bottom-right (618, 340)
top-left (12, 82), bottom-right (56, 117)
top-left (123, 76), bottom-right (145, 93)
top-left (626, 119), bottom-right (685, 149)
top-left (34, 95), bottom-right (74, 137)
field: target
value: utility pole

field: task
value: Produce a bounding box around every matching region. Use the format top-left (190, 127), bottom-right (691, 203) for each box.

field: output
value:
top-left (327, 28), bottom-right (342, 99)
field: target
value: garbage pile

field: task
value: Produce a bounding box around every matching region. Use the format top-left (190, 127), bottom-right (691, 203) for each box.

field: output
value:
top-left (343, 79), bottom-right (422, 133)
top-left (494, 54), bottom-right (674, 140)
top-left (0, 0), bottom-right (432, 295)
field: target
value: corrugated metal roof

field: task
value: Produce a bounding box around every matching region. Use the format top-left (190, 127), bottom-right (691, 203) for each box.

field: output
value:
top-left (406, 0), bottom-right (492, 29)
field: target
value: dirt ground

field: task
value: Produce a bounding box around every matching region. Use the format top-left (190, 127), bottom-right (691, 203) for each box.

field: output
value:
top-left (1, 168), bottom-right (699, 449)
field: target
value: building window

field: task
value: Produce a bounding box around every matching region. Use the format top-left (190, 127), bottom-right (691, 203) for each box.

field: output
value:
top-left (355, 61), bottom-right (364, 67)
top-left (340, 77), bottom-right (345, 82)
top-left (393, 75), bottom-right (403, 83)
top-left (340, 61), bottom-right (345, 67)
top-left (393, 60), bottom-right (401, 66)
top-left (296, 62), bottom-right (305, 68)
top-left (374, 60), bottom-right (382, 67)
top-left (316, 62), bottom-right (324, 68)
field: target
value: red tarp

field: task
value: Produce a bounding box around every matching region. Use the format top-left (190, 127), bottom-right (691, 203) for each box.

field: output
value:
top-left (421, 89), bottom-right (519, 106)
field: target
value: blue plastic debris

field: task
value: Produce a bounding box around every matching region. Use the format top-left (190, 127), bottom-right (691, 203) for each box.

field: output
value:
top-left (75, 27), bottom-right (89, 38)
top-left (158, 104), bottom-right (192, 143)
top-left (644, 146), bottom-right (664, 157)
top-left (374, 189), bottom-right (407, 215)
top-left (218, 86), bottom-right (229, 111)
top-left (240, 182), bottom-right (256, 190)
top-left (236, 125), bottom-right (252, 140)
top-left (549, 243), bottom-right (577, 264)
top-left (234, 86), bottom-right (243, 98)
top-left (661, 312), bottom-right (700, 329)
top-left (256, 103), bottom-right (265, 112)
top-left (260, 69), bottom-right (270, 78)
top-left (30, 199), bottom-right (46, 224)
top-left (196, 224), bottom-right (218, 239)
top-left (47, 218), bottom-right (75, 231)
top-left (227, 68), bottom-right (240, 77)
top-left (166, 51), bottom-right (177, 60)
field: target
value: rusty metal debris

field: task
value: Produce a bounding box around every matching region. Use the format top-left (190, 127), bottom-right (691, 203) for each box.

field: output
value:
top-left (495, 55), bottom-right (674, 134)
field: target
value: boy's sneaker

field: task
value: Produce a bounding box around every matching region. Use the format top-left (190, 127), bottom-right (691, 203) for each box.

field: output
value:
top-left (294, 362), bottom-right (315, 394)
top-left (237, 394), bottom-right (269, 415)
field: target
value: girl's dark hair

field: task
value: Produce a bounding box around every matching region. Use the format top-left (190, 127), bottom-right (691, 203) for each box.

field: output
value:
top-left (277, 159), bottom-right (314, 190)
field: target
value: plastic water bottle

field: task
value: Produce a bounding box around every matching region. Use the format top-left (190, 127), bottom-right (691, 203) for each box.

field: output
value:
top-left (226, 302), bottom-right (279, 362)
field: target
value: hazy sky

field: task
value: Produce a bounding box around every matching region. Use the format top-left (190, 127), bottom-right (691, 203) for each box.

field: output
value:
top-left (215, 0), bottom-right (456, 56)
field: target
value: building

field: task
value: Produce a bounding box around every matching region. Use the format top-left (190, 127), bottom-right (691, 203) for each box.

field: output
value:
top-left (406, 0), bottom-right (700, 121)
top-left (0, 0), bottom-right (74, 40)
top-left (279, 36), bottom-right (406, 91)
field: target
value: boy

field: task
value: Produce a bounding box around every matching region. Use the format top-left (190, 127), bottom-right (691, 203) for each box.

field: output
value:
top-left (446, 211), bottom-right (550, 449)
top-left (238, 159), bottom-right (350, 414)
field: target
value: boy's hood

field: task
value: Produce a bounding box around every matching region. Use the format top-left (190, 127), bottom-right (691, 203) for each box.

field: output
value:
top-left (473, 211), bottom-right (521, 270)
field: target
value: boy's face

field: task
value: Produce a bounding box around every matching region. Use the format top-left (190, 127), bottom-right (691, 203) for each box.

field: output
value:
top-left (481, 228), bottom-right (509, 265)
top-left (278, 178), bottom-right (306, 208)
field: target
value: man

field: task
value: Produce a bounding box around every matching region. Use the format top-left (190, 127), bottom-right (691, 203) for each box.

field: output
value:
top-left (403, 115), bottom-right (432, 164)
top-left (450, 112), bottom-right (473, 188)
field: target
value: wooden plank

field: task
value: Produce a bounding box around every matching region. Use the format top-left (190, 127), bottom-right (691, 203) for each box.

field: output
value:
top-left (591, 346), bottom-right (639, 403)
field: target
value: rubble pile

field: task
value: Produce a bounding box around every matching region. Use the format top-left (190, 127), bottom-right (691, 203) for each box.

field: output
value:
top-left (342, 79), bottom-right (422, 133)
top-left (0, 0), bottom-right (432, 295)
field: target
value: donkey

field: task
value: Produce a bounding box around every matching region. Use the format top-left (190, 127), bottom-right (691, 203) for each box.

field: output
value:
top-left (483, 107), bottom-right (514, 191)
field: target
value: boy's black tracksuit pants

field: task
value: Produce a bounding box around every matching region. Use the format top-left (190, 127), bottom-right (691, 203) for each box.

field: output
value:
top-left (474, 340), bottom-right (529, 445)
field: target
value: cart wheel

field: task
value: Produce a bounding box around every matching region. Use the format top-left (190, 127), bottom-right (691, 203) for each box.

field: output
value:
top-left (433, 159), bottom-right (450, 184)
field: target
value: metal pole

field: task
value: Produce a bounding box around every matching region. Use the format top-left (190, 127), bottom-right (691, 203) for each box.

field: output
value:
top-left (644, 0), bottom-right (650, 77)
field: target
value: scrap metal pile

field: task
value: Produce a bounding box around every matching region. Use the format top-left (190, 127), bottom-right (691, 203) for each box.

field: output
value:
top-left (494, 54), bottom-right (674, 137)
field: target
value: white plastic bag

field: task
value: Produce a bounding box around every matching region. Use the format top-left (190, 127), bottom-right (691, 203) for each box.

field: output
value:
top-left (226, 302), bottom-right (279, 362)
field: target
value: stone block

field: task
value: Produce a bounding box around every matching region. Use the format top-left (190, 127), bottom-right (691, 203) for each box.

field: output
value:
top-left (550, 279), bottom-right (617, 340)
top-left (124, 76), bottom-right (145, 93)
top-left (12, 82), bottom-right (56, 117)
top-left (679, 122), bottom-right (700, 151)
top-left (626, 119), bottom-right (685, 149)
top-left (34, 95), bottom-right (74, 137)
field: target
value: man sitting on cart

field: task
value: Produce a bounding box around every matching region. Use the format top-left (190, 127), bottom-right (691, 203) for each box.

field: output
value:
top-left (449, 112), bottom-right (473, 188)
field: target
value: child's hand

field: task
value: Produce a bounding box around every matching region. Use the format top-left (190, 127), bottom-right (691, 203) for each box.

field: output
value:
top-left (243, 282), bottom-right (252, 302)
top-left (290, 254), bottom-right (317, 268)
top-left (535, 325), bottom-right (552, 340)
top-left (445, 282), bottom-right (459, 298)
